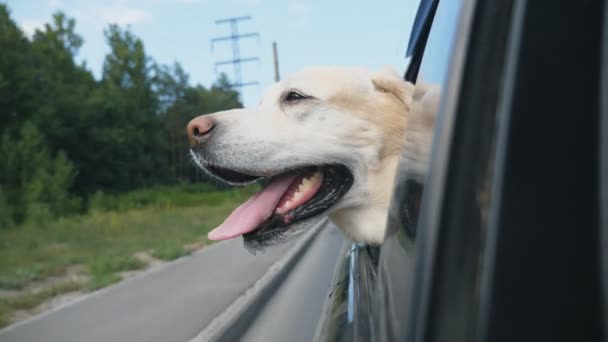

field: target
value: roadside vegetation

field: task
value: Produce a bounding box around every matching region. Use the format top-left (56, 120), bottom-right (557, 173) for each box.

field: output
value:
top-left (0, 184), bottom-right (257, 328)
top-left (0, 4), bottom-right (253, 327)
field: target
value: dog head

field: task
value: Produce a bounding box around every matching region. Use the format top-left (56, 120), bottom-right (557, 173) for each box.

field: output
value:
top-left (188, 66), bottom-right (414, 252)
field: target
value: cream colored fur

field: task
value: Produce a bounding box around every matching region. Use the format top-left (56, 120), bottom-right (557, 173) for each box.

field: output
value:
top-left (192, 66), bottom-right (420, 245)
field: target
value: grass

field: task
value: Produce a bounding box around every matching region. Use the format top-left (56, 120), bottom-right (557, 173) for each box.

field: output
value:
top-left (87, 255), bottom-right (147, 290)
top-left (0, 183), bottom-right (258, 328)
top-left (151, 241), bottom-right (192, 261)
top-left (88, 182), bottom-right (245, 213)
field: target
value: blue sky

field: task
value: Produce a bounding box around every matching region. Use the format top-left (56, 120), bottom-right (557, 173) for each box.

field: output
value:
top-left (4, 0), bottom-right (419, 106)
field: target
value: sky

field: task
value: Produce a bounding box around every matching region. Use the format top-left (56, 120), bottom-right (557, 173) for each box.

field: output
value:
top-left (4, 0), bottom-right (419, 107)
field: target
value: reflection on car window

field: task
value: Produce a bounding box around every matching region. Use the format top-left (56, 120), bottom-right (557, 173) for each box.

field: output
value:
top-left (372, 1), bottom-right (464, 340)
top-left (387, 83), bottom-right (440, 238)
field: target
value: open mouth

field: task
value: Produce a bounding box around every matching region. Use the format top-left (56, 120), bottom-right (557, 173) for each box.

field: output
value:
top-left (200, 162), bottom-right (353, 245)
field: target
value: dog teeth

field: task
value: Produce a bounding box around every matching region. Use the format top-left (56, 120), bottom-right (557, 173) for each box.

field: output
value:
top-left (276, 170), bottom-right (323, 214)
top-left (293, 171), bottom-right (321, 200)
top-left (299, 179), bottom-right (310, 191)
top-left (291, 188), bottom-right (306, 203)
top-left (306, 171), bottom-right (322, 183)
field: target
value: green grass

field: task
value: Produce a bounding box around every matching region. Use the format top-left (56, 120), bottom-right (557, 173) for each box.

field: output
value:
top-left (0, 183), bottom-right (258, 327)
top-left (88, 182), bottom-right (253, 213)
top-left (152, 241), bottom-right (192, 261)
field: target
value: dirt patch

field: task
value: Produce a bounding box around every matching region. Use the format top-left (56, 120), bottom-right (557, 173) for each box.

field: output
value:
top-left (0, 265), bottom-right (89, 300)
top-left (1, 266), bottom-right (90, 326)
top-left (0, 289), bottom-right (20, 298)
top-left (119, 251), bottom-right (166, 280)
top-left (133, 251), bottom-right (164, 267)
top-left (11, 290), bottom-right (86, 322)
top-left (27, 265), bottom-right (89, 294)
top-left (0, 260), bottom-right (146, 327)
top-left (2, 249), bottom-right (191, 328)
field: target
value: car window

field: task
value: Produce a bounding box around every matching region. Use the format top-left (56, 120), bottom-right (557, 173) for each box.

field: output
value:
top-left (373, 0), bottom-right (469, 340)
top-left (374, 0), bottom-right (606, 341)
top-left (404, 0), bottom-right (438, 82)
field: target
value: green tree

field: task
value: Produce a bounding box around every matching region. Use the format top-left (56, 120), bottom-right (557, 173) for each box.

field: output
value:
top-left (0, 122), bottom-right (78, 226)
top-left (157, 68), bottom-right (241, 181)
top-left (0, 4), bottom-right (36, 131)
top-left (204, 73), bottom-right (241, 113)
top-left (82, 25), bottom-right (169, 192)
top-left (0, 4), bottom-right (249, 222)
top-left (155, 62), bottom-right (192, 180)
top-left (27, 12), bottom-right (95, 195)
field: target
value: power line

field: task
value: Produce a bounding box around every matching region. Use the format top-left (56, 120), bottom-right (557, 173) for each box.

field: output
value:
top-left (211, 16), bottom-right (259, 99)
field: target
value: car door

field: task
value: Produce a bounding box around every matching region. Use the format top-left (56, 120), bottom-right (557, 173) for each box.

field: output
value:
top-left (315, 0), bottom-right (607, 341)
top-left (377, 0), bottom-right (607, 342)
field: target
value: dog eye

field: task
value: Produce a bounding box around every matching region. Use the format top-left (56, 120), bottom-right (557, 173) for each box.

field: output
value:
top-left (284, 91), bottom-right (308, 102)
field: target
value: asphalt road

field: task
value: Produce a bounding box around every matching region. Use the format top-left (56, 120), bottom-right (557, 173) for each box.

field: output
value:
top-left (0, 222), bottom-right (345, 342)
top-left (0, 236), bottom-right (295, 342)
top-left (239, 225), bottom-right (344, 342)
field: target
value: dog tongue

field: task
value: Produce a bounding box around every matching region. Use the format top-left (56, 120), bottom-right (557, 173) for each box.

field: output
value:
top-left (207, 174), bottom-right (298, 241)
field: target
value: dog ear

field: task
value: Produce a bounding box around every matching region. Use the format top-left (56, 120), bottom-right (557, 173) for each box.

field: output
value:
top-left (371, 67), bottom-right (414, 108)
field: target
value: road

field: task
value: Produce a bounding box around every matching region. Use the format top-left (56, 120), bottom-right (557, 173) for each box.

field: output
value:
top-left (0, 222), bottom-right (343, 342)
top-left (239, 225), bottom-right (344, 342)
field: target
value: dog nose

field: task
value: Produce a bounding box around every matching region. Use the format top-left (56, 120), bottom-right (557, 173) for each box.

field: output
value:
top-left (187, 115), bottom-right (215, 147)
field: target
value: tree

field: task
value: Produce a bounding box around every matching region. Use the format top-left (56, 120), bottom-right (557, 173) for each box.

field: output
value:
top-left (80, 25), bottom-right (169, 192)
top-left (0, 4), bottom-right (249, 223)
top-left (0, 122), bottom-right (78, 226)
top-left (0, 4), bottom-right (36, 131)
top-left (205, 73), bottom-right (241, 113)
top-left (26, 12), bottom-right (95, 195)
top-left (155, 62), bottom-right (192, 180)
top-left (157, 68), bottom-right (242, 181)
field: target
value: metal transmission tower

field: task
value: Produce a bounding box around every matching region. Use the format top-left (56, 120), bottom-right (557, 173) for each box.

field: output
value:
top-left (211, 16), bottom-right (260, 96)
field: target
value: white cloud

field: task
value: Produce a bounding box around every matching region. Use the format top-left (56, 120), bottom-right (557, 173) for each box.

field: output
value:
top-left (98, 6), bottom-right (151, 25)
top-left (68, 4), bottom-right (151, 31)
top-left (20, 19), bottom-right (45, 38)
top-left (287, 2), bottom-right (311, 14)
top-left (47, 0), bottom-right (65, 10)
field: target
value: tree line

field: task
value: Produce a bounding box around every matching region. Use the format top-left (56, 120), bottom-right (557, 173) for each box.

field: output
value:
top-left (0, 5), bottom-right (242, 227)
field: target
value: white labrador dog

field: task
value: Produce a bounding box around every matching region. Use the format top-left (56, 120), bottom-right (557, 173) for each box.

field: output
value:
top-left (187, 66), bottom-right (433, 251)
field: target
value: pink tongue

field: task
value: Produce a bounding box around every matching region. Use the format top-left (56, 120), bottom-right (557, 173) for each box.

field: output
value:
top-left (207, 174), bottom-right (298, 241)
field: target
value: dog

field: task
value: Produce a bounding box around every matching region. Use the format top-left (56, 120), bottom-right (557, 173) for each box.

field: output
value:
top-left (187, 66), bottom-right (434, 252)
